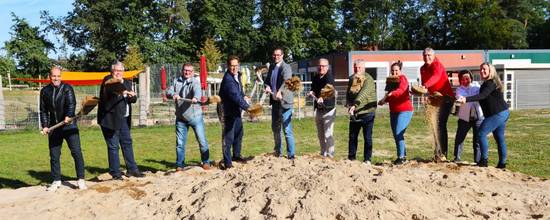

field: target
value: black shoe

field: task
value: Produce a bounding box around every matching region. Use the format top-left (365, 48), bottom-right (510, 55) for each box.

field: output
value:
top-left (112, 175), bottom-right (123, 181)
top-left (127, 170), bottom-right (145, 178)
top-left (221, 163), bottom-right (233, 170)
top-left (477, 159), bottom-right (488, 167)
top-left (393, 157), bottom-right (406, 165)
top-left (496, 163), bottom-right (506, 169)
top-left (232, 156), bottom-right (246, 162)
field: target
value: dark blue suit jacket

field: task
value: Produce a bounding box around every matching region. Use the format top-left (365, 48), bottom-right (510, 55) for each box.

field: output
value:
top-left (219, 71), bottom-right (249, 118)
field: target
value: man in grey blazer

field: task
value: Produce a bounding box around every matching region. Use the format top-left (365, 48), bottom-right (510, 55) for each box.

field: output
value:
top-left (264, 48), bottom-right (296, 159)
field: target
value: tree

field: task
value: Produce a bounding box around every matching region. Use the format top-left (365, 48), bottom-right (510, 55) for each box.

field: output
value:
top-left (124, 44), bottom-right (145, 70)
top-left (0, 55), bottom-right (16, 77)
top-left (256, 0), bottom-right (307, 62)
top-left (199, 38), bottom-right (222, 71)
top-left (340, 0), bottom-right (397, 50)
top-left (42, 0), bottom-right (196, 70)
top-left (188, 0), bottom-right (259, 61)
top-left (4, 13), bottom-right (54, 78)
top-left (301, 0), bottom-right (339, 57)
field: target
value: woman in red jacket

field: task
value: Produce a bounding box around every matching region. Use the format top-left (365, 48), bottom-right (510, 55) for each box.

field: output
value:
top-left (379, 61), bottom-right (414, 165)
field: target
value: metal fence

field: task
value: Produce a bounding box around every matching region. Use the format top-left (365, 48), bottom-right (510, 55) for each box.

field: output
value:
top-left (1, 72), bottom-right (548, 130)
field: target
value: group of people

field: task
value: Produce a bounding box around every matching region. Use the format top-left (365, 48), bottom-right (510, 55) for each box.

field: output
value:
top-left (39, 47), bottom-right (510, 191)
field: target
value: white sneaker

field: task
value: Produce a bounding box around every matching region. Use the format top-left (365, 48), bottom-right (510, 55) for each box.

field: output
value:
top-left (47, 180), bottom-right (62, 191)
top-left (363, 160), bottom-right (372, 166)
top-left (77, 179), bottom-right (87, 190)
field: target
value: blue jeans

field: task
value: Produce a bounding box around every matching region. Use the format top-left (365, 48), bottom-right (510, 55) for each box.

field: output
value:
top-left (222, 116), bottom-right (243, 166)
top-left (271, 103), bottom-right (295, 158)
top-left (101, 119), bottom-right (139, 177)
top-left (390, 111), bottom-right (413, 159)
top-left (478, 110), bottom-right (509, 165)
top-left (348, 112), bottom-right (375, 161)
top-left (48, 128), bottom-right (85, 181)
top-left (454, 119), bottom-right (481, 163)
top-left (175, 116), bottom-right (210, 168)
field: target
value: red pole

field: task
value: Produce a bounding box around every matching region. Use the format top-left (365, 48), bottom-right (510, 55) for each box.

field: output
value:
top-left (160, 66), bottom-right (167, 102)
top-left (200, 56), bottom-right (208, 110)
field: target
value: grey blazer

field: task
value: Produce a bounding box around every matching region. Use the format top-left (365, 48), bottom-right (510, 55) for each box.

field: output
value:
top-left (265, 61), bottom-right (294, 109)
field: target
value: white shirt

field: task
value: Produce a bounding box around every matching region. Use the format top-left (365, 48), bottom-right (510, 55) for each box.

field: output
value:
top-left (456, 82), bottom-right (484, 122)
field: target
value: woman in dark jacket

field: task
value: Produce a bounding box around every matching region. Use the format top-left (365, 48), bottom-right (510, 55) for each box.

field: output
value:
top-left (457, 63), bottom-right (509, 168)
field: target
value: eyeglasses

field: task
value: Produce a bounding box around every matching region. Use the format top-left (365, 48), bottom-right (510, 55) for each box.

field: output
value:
top-left (272, 54), bottom-right (282, 57)
top-left (318, 65), bottom-right (328, 67)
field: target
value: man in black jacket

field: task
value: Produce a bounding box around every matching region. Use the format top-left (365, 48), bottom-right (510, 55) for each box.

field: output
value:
top-left (98, 61), bottom-right (143, 179)
top-left (219, 55), bottom-right (250, 169)
top-left (40, 66), bottom-right (86, 191)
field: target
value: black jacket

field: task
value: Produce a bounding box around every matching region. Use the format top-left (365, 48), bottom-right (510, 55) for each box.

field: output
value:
top-left (466, 79), bottom-right (508, 117)
top-left (97, 75), bottom-right (137, 130)
top-left (39, 82), bottom-right (77, 130)
top-left (311, 72), bottom-right (335, 110)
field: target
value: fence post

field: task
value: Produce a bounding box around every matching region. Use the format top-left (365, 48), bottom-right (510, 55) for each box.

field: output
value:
top-left (0, 75), bottom-right (5, 130)
top-left (138, 67), bottom-right (150, 127)
top-left (36, 93), bottom-right (40, 130)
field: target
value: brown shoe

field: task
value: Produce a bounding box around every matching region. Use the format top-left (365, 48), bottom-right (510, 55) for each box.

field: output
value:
top-left (201, 164), bottom-right (211, 170)
top-left (176, 167), bottom-right (184, 172)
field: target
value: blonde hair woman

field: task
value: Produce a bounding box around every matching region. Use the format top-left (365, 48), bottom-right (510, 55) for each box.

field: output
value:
top-left (456, 63), bottom-right (509, 168)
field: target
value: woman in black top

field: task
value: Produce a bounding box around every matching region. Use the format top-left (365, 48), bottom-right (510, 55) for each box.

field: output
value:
top-left (457, 63), bottom-right (509, 168)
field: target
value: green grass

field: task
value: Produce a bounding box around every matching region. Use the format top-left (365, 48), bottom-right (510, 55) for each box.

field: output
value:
top-left (1, 109), bottom-right (549, 188)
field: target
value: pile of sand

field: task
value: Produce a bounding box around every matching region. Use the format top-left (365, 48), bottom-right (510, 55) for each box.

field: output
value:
top-left (0, 155), bottom-right (548, 219)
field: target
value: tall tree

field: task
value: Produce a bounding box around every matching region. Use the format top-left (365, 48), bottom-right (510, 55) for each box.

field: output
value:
top-left (256, 0), bottom-right (307, 62)
top-left (4, 13), bottom-right (54, 78)
top-left (340, 0), bottom-right (396, 50)
top-left (301, 0), bottom-right (339, 57)
top-left (42, 0), bottom-right (196, 70)
top-left (188, 0), bottom-right (258, 61)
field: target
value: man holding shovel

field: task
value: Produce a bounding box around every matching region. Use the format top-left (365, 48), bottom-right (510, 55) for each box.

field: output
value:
top-left (39, 65), bottom-right (87, 191)
top-left (166, 63), bottom-right (211, 171)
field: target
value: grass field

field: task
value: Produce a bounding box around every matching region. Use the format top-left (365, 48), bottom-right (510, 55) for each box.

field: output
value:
top-left (1, 109), bottom-right (549, 189)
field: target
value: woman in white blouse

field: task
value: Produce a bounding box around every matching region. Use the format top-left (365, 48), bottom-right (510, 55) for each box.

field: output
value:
top-left (453, 70), bottom-right (484, 163)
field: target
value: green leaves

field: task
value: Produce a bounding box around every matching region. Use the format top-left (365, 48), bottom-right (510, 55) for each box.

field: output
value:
top-left (4, 13), bottom-right (53, 78)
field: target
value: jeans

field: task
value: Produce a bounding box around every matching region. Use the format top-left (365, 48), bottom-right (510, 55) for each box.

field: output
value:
top-left (271, 102), bottom-right (296, 158)
top-left (101, 119), bottom-right (139, 177)
top-left (390, 111), bottom-right (413, 159)
top-left (438, 98), bottom-right (453, 157)
top-left (454, 119), bottom-right (481, 163)
top-left (175, 116), bottom-right (210, 168)
top-left (478, 110), bottom-right (509, 165)
top-left (348, 112), bottom-right (375, 161)
top-left (222, 116), bottom-right (243, 166)
top-left (315, 108), bottom-right (336, 157)
top-left (48, 128), bottom-right (85, 181)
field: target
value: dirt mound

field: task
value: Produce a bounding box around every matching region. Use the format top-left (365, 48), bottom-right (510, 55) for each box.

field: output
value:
top-left (0, 155), bottom-right (549, 219)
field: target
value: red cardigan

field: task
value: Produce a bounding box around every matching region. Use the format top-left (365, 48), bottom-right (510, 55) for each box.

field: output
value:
top-left (386, 75), bottom-right (413, 112)
top-left (420, 57), bottom-right (454, 97)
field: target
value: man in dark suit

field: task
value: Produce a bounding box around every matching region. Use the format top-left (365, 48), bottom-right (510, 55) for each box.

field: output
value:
top-left (219, 55), bottom-right (250, 169)
top-left (40, 65), bottom-right (87, 191)
top-left (264, 48), bottom-right (296, 159)
top-left (98, 61), bottom-right (143, 179)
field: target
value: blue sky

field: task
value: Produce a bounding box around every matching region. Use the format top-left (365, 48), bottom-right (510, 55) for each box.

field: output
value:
top-left (0, 0), bottom-right (73, 57)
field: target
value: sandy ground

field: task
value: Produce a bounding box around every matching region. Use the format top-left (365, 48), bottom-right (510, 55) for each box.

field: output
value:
top-left (0, 154), bottom-right (549, 220)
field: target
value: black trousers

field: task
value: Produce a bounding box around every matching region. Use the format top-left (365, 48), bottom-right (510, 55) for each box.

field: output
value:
top-left (48, 128), bottom-right (85, 181)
